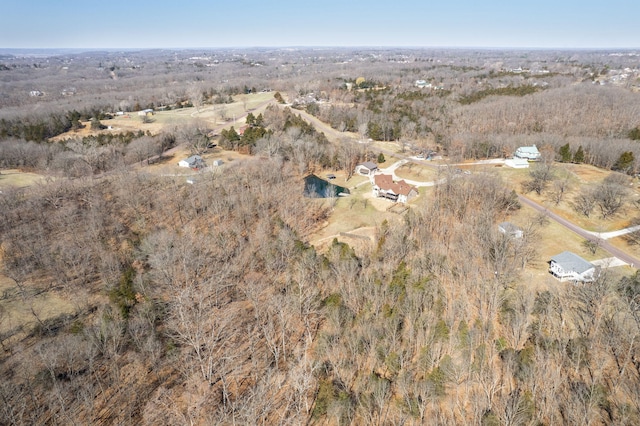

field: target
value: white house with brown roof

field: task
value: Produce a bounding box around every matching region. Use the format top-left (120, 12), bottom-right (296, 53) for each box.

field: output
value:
top-left (372, 174), bottom-right (418, 204)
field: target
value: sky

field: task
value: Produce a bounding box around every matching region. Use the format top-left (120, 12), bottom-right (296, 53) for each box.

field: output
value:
top-left (1, 0), bottom-right (639, 50)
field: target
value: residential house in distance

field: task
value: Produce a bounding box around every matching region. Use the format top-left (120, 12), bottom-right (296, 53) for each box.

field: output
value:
top-left (498, 222), bottom-right (523, 239)
top-left (61, 87), bottom-right (76, 96)
top-left (373, 174), bottom-right (418, 204)
top-left (29, 90), bottom-right (43, 97)
top-left (514, 145), bottom-right (541, 161)
top-left (178, 155), bottom-right (204, 169)
top-left (355, 161), bottom-right (378, 176)
top-left (549, 251), bottom-right (597, 283)
top-left (137, 108), bottom-right (154, 116)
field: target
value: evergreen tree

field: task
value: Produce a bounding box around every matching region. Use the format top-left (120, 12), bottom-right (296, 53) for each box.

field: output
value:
top-left (559, 143), bottom-right (572, 162)
top-left (245, 112), bottom-right (256, 127)
top-left (90, 118), bottom-right (105, 130)
top-left (274, 92), bottom-right (285, 104)
top-left (613, 151), bottom-right (635, 174)
top-left (219, 126), bottom-right (240, 150)
top-left (573, 145), bottom-right (585, 163)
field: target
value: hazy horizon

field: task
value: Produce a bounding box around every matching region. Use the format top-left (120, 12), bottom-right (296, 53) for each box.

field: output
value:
top-left (2, 0), bottom-right (639, 50)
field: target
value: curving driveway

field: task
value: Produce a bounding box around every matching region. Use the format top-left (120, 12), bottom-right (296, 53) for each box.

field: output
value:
top-left (378, 159), bottom-right (445, 187)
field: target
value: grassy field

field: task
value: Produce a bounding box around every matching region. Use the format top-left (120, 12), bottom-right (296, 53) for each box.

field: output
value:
top-left (394, 162), bottom-right (439, 182)
top-left (308, 179), bottom-right (409, 252)
top-left (51, 92), bottom-right (276, 141)
top-left (0, 169), bottom-right (46, 190)
top-left (499, 163), bottom-right (638, 232)
top-left (0, 274), bottom-right (76, 342)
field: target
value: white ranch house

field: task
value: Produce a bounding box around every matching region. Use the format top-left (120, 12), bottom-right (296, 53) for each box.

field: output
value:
top-left (549, 251), bottom-right (597, 283)
top-left (514, 145), bottom-right (541, 161)
top-left (178, 155), bottom-right (204, 169)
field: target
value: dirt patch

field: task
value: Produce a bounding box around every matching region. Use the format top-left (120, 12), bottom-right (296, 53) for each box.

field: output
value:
top-left (563, 163), bottom-right (612, 183)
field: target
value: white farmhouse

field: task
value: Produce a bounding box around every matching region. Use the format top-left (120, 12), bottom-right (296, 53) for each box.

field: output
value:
top-left (178, 155), bottom-right (204, 169)
top-left (514, 145), bottom-right (541, 161)
top-left (549, 251), bottom-right (597, 283)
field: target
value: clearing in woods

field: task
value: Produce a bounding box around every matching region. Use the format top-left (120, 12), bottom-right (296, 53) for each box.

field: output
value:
top-left (50, 92), bottom-right (275, 141)
top-left (0, 169), bottom-right (46, 190)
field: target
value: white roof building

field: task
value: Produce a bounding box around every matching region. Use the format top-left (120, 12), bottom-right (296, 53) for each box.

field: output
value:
top-left (549, 251), bottom-right (597, 283)
top-left (514, 145), bottom-right (541, 161)
top-left (178, 155), bottom-right (204, 168)
top-left (504, 158), bottom-right (530, 168)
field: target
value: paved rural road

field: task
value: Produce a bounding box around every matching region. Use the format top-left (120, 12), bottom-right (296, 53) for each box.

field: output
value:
top-left (292, 106), bottom-right (640, 268)
top-left (518, 194), bottom-right (640, 268)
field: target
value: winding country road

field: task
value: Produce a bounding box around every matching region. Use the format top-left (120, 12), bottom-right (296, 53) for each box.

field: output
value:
top-left (518, 194), bottom-right (640, 267)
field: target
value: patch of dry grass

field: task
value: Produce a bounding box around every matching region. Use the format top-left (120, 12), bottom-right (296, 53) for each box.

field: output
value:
top-left (0, 274), bottom-right (76, 340)
top-left (499, 163), bottom-right (637, 232)
top-left (0, 169), bottom-right (46, 189)
top-left (608, 236), bottom-right (640, 262)
top-left (50, 92), bottom-right (275, 141)
top-left (309, 183), bottom-right (400, 247)
top-left (144, 147), bottom-right (252, 176)
top-left (394, 162), bottom-right (439, 182)
top-left (372, 141), bottom-right (402, 153)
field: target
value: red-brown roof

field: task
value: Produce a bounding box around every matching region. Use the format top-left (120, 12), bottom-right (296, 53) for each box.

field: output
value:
top-left (374, 174), bottom-right (416, 196)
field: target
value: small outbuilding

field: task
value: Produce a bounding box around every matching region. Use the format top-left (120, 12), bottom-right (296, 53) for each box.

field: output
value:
top-left (549, 251), bottom-right (597, 283)
top-left (137, 108), bottom-right (154, 116)
top-left (504, 158), bottom-right (530, 168)
top-left (212, 159), bottom-right (224, 166)
top-left (498, 222), bottom-right (523, 239)
top-left (355, 162), bottom-right (378, 176)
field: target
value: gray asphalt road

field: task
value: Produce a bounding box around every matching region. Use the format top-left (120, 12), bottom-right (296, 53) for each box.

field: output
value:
top-left (518, 194), bottom-right (640, 268)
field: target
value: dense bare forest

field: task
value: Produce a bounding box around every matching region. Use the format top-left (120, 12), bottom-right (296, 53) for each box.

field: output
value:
top-left (2, 47), bottom-right (640, 425)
